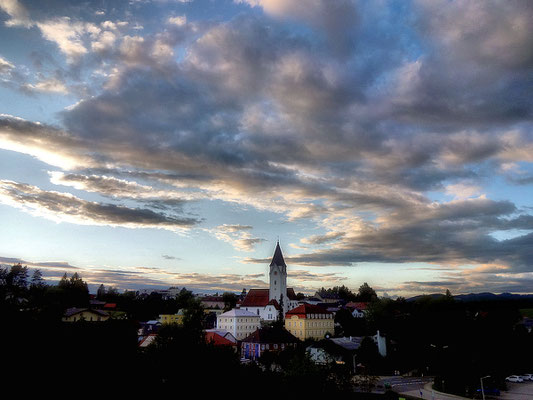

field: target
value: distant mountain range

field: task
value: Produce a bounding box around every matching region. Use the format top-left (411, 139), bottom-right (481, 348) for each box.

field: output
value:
top-left (407, 292), bottom-right (533, 302)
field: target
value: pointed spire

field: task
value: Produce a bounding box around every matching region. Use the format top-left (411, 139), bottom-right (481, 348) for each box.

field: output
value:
top-left (270, 241), bottom-right (287, 268)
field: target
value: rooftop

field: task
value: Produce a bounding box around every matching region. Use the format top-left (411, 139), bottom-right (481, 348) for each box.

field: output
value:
top-left (219, 308), bottom-right (260, 318)
top-left (270, 241), bottom-right (287, 268)
top-left (240, 288), bottom-right (297, 307)
top-left (285, 303), bottom-right (332, 318)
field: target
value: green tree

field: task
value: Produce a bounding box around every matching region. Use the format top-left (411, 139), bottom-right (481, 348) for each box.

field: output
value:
top-left (97, 284), bottom-right (106, 300)
top-left (30, 269), bottom-right (45, 289)
top-left (183, 297), bottom-right (205, 340)
top-left (56, 272), bottom-right (89, 307)
top-left (6, 263), bottom-right (29, 290)
top-left (222, 292), bottom-right (238, 311)
top-left (2, 263), bottom-right (29, 302)
top-left (357, 282), bottom-right (377, 302)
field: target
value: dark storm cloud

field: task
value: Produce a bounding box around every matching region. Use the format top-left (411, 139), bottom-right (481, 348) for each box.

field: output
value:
top-left (388, 0), bottom-right (533, 129)
top-left (282, 198), bottom-right (533, 273)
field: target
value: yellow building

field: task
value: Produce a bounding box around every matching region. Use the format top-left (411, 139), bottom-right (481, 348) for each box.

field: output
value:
top-left (159, 309), bottom-right (185, 325)
top-left (285, 303), bottom-right (334, 341)
top-left (63, 308), bottom-right (110, 322)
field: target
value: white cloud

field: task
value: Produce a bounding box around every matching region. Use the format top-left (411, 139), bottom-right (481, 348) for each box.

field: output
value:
top-left (0, 0), bottom-right (32, 27)
top-left (91, 30), bottom-right (117, 52)
top-left (36, 18), bottom-right (91, 62)
top-left (0, 55), bottom-right (15, 74)
top-left (168, 15), bottom-right (187, 26)
top-left (22, 77), bottom-right (69, 94)
top-left (210, 224), bottom-right (267, 252)
top-left (444, 182), bottom-right (483, 200)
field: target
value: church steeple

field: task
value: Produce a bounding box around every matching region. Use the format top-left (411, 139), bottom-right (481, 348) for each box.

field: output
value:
top-left (270, 240), bottom-right (287, 271)
top-left (269, 241), bottom-right (288, 312)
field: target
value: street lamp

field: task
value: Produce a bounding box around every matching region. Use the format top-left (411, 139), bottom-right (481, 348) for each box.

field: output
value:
top-left (480, 375), bottom-right (490, 400)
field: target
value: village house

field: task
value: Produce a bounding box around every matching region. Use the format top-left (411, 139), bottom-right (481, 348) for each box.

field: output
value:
top-left (307, 336), bottom-right (363, 367)
top-left (159, 309), bottom-right (185, 325)
top-left (62, 307), bottom-right (110, 322)
top-left (285, 303), bottom-right (335, 341)
top-left (345, 301), bottom-right (369, 318)
top-left (201, 295), bottom-right (225, 310)
top-left (241, 326), bottom-right (299, 361)
top-left (205, 329), bottom-right (238, 351)
top-left (217, 308), bottom-right (261, 340)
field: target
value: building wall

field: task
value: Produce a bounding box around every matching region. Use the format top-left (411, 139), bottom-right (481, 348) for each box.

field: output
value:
top-left (241, 305), bottom-right (279, 321)
top-left (159, 313), bottom-right (184, 325)
top-left (241, 341), bottom-right (296, 360)
top-left (269, 264), bottom-right (287, 312)
top-left (217, 315), bottom-right (261, 340)
top-left (63, 311), bottom-right (109, 322)
top-left (285, 314), bottom-right (334, 341)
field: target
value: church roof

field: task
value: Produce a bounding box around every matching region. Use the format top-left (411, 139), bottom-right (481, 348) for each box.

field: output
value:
top-left (240, 289), bottom-right (269, 307)
top-left (240, 288), bottom-right (298, 307)
top-left (270, 242), bottom-right (287, 268)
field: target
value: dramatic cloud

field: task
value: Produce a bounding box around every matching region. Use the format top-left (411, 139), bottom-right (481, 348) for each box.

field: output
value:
top-left (0, 180), bottom-right (200, 230)
top-left (0, 0), bottom-right (532, 294)
top-left (237, 0), bottom-right (359, 56)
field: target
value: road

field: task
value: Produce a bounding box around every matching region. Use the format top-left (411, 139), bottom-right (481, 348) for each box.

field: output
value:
top-left (380, 377), bottom-right (533, 399)
top-left (499, 381), bottom-right (533, 399)
top-left (378, 376), bottom-right (470, 400)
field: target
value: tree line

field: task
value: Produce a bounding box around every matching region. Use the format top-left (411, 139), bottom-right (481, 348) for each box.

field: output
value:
top-left (3, 263), bottom-right (532, 397)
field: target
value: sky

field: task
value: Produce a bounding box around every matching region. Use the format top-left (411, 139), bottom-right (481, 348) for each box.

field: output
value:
top-left (1, 0), bottom-right (533, 297)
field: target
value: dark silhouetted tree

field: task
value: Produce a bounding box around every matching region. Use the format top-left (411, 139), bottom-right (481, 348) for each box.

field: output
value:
top-left (222, 291), bottom-right (238, 311)
top-left (357, 282), bottom-right (377, 302)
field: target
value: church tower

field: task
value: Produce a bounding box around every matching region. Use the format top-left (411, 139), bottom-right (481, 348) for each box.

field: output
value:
top-left (269, 241), bottom-right (288, 313)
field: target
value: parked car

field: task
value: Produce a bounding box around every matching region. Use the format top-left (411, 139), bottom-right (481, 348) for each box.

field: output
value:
top-left (506, 375), bottom-right (524, 383)
top-left (520, 374), bottom-right (533, 381)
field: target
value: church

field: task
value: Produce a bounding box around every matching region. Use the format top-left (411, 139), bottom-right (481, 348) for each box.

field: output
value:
top-left (239, 242), bottom-right (300, 321)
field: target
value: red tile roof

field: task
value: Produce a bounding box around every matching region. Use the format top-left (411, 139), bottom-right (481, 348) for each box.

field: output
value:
top-left (345, 302), bottom-right (369, 310)
top-left (240, 288), bottom-right (297, 307)
top-left (205, 331), bottom-right (237, 347)
top-left (285, 303), bottom-right (332, 318)
top-left (240, 289), bottom-right (270, 307)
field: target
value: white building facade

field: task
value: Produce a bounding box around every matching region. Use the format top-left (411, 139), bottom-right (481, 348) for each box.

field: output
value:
top-left (216, 309), bottom-right (261, 340)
